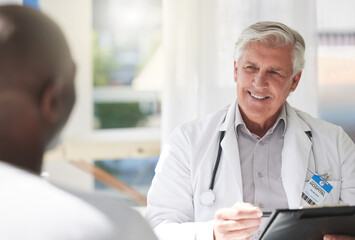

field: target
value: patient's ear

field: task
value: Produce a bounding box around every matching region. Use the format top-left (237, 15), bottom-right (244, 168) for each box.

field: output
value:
top-left (40, 82), bottom-right (61, 124)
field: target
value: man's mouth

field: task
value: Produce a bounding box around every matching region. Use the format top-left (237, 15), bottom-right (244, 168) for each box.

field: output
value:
top-left (249, 91), bottom-right (268, 100)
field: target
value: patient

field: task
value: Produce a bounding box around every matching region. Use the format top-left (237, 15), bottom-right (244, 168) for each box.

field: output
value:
top-left (0, 5), bottom-right (156, 240)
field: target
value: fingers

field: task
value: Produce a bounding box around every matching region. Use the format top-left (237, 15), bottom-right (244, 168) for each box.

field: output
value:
top-left (215, 218), bottom-right (261, 232)
top-left (215, 202), bottom-right (262, 221)
top-left (214, 202), bottom-right (263, 240)
top-left (215, 208), bottom-right (262, 221)
top-left (214, 223), bottom-right (259, 240)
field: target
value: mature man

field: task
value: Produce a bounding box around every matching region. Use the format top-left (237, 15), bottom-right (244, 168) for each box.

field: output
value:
top-left (146, 22), bottom-right (355, 240)
top-left (0, 5), bottom-right (157, 240)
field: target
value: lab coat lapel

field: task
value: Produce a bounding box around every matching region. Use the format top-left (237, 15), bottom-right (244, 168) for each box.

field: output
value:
top-left (282, 103), bottom-right (312, 209)
top-left (218, 101), bottom-right (243, 200)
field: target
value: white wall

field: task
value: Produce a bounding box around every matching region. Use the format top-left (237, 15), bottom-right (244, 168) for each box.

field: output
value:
top-left (317, 0), bottom-right (355, 32)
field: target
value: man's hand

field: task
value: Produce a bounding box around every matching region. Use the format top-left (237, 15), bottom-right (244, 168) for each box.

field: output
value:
top-left (213, 202), bottom-right (262, 240)
top-left (324, 235), bottom-right (355, 240)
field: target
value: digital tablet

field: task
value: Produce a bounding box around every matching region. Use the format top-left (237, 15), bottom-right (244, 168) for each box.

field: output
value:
top-left (259, 205), bottom-right (355, 240)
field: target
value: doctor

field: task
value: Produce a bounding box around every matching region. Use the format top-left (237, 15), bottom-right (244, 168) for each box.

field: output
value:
top-left (146, 21), bottom-right (355, 240)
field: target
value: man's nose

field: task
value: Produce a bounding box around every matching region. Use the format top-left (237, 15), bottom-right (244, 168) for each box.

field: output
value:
top-left (252, 72), bottom-right (268, 89)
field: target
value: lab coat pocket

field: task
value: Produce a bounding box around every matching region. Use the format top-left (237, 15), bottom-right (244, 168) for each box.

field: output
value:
top-left (322, 180), bottom-right (341, 205)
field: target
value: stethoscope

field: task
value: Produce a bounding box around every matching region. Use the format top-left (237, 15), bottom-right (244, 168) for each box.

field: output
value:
top-left (199, 131), bottom-right (225, 207)
top-left (199, 129), bottom-right (318, 207)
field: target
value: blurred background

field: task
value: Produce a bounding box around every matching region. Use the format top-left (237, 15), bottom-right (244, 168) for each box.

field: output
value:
top-left (3, 0), bottom-right (355, 207)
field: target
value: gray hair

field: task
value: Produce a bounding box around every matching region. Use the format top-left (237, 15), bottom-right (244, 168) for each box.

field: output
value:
top-left (234, 21), bottom-right (305, 75)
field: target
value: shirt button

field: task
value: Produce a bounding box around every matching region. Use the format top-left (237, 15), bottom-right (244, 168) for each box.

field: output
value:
top-left (259, 141), bottom-right (264, 146)
top-left (258, 172), bottom-right (263, 178)
top-left (259, 203), bottom-right (264, 208)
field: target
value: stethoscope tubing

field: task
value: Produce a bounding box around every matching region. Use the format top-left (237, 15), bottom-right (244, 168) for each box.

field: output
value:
top-left (209, 131), bottom-right (225, 190)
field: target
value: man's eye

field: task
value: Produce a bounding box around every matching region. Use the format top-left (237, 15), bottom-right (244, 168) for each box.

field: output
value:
top-left (245, 66), bottom-right (256, 70)
top-left (270, 70), bottom-right (280, 76)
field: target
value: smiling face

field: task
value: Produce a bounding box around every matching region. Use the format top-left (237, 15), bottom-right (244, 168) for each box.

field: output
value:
top-left (234, 41), bottom-right (302, 129)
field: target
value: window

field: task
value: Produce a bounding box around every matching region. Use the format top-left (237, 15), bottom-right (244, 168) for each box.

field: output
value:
top-left (92, 0), bottom-right (162, 129)
top-left (94, 157), bottom-right (159, 205)
top-left (90, 0), bottom-right (162, 203)
top-left (317, 0), bottom-right (355, 142)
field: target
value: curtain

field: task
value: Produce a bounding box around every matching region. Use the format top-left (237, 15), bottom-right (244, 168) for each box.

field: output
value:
top-left (162, 0), bottom-right (317, 143)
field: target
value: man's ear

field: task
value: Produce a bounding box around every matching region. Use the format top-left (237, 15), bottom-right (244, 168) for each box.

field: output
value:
top-left (234, 60), bottom-right (238, 83)
top-left (290, 71), bottom-right (302, 92)
top-left (40, 82), bottom-right (61, 124)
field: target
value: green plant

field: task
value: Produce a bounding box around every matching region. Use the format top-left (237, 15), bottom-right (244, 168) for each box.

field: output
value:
top-left (94, 102), bottom-right (147, 129)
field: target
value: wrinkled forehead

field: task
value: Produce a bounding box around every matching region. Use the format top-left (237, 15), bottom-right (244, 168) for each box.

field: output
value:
top-left (239, 42), bottom-right (294, 71)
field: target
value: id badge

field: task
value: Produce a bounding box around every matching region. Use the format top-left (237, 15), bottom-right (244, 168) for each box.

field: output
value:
top-left (302, 174), bottom-right (333, 206)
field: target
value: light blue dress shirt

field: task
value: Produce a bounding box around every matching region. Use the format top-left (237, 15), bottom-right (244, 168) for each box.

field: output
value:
top-left (235, 105), bottom-right (289, 211)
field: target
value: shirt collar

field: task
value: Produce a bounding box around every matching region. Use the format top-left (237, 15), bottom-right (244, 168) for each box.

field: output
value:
top-left (235, 104), bottom-right (287, 137)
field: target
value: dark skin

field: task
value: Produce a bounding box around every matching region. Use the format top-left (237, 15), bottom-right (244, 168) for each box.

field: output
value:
top-left (0, 5), bottom-right (75, 174)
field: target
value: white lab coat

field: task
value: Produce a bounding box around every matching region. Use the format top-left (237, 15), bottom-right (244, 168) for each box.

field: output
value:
top-left (146, 100), bottom-right (355, 240)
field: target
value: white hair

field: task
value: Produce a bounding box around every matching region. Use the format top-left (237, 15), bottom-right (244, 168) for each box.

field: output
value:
top-left (234, 21), bottom-right (305, 75)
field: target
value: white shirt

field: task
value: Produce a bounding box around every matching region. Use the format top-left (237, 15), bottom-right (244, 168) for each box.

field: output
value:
top-left (0, 161), bottom-right (115, 240)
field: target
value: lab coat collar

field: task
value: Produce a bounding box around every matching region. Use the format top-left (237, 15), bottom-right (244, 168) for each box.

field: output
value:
top-left (218, 100), bottom-right (288, 135)
top-left (234, 104), bottom-right (287, 137)
top-left (282, 102), bottom-right (312, 209)
top-left (217, 99), bottom-right (237, 133)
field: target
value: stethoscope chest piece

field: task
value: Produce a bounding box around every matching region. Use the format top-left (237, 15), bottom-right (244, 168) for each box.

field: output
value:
top-left (200, 189), bottom-right (216, 207)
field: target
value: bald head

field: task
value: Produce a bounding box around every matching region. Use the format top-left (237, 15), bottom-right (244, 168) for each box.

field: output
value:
top-left (0, 5), bottom-right (73, 92)
top-left (0, 5), bottom-right (75, 173)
